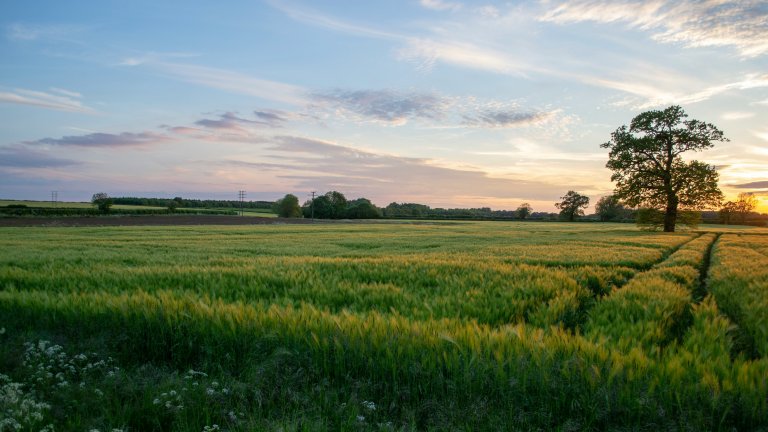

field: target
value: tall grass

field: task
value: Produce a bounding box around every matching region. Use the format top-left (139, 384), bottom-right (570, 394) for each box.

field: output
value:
top-left (0, 223), bottom-right (765, 430)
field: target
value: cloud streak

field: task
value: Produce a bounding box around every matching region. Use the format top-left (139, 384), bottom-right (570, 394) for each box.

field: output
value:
top-left (26, 132), bottom-right (168, 148)
top-left (589, 73), bottom-right (768, 108)
top-left (420, 0), bottom-right (462, 12)
top-left (0, 146), bottom-right (80, 168)
top-left (133, 61), bottom-right (307, 105)
top-left (397, 38), bottom-right (534, 76)
top-left (194, 111), bottom-right (288, 131)
top-left (0, 87), bottom-right (95, 113)
top-left (731, 181), bottom-right (768, 189)
top-left (309, 88), bottom-right (563, 129)
top-left (311, 89), bottom-right (449, 125)
top-left (5, 23), bottom-right (86, 42)
top-left (463, 109), bottom-right (557, 128)
top-left (541, 0), bottom-right (768, 58)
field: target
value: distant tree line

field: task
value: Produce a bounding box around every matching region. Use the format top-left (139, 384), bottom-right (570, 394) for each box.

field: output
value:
top-left (48, 185), bottom-right (766, 227)
top-left (112, 197), bottom-right (274, 210)
top-left (382, 202), bottom-right (558, 220)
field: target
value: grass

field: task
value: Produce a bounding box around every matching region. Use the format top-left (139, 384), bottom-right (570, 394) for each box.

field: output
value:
top-left (0, 222), bottom-right (766, 431)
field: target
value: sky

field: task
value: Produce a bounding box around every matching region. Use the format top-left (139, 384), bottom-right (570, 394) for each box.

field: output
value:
top-left (1, 0), bottom-right (767, 212)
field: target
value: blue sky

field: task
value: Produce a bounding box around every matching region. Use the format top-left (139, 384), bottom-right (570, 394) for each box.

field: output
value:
top-left (1, 0), bottom-right (767, 212)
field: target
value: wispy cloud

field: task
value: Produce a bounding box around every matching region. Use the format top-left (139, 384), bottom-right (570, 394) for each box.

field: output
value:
top-left (730, 180), bottom-right (768, 189)
top-left (722, 111), bottom-right (755, 120)
top-left (308, 88), bottom-right (565, 129)
top-left (311, 89), bottom-right (449, 125)
top-left (194, 111), bottom-right (288, 131)
top-left (128, 61), bottom-right (307, 105)
top-left (0, 87), bottom-right (95, 113)
top-left (541, 0), bottom-right (768, 58)
top-left (397, 38), bottom-right (533, 76)
top-left (26, 132), bottom-right (168, 148)
top-left (0, 145), bottom-right (80, 168)
top-left (463, 109), bottom-right (557, 128)
top-left (420, 0), bottom-right (462, 12)
top-left (594, 73), bottom-right (768, 108)
top-left (5, 23), bottom-right (86, 42)
top-left (254, 110), bottom-right (291, 126)
top-left (266, 0), bottom-right (401, 40)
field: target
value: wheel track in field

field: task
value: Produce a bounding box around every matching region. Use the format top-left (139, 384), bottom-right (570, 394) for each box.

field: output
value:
top-left (568, 233), bottom-right (704, 333)
top-left (694, 232), bottom-right (720, 303)
top-left (578, 232), bottom-right (719, 351)
top-left (704, 233), bottom-right (766, 359)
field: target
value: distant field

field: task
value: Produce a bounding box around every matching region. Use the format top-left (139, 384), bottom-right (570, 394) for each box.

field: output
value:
top-left (0, 222), bottom-right (766, 431)
top-left (0, 199), bottom-right (277, 216)
top-left (0, 199), bottom-right (162, 210)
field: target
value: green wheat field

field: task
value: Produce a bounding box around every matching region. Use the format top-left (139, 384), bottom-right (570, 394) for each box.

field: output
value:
top-left (1, 222), bottom-right (767, 431)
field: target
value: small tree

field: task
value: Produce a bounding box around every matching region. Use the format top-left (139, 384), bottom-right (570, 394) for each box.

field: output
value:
top-left (719, 201), bottom-right (737, 225)
top-left (275, 194), bottom-right (302, 218)
top-left (516, 203), bottom-right (533, 220)
top-left (721, 193), bottom-right (757, 225)
top-left (734, 192), bottom-right (757, 224)
top-left (595, 195), bottom-right (627, 222)
top-left (555, 191), bottom-right (589, 222)
top-left (167, 197), bottom-right (183, 212)
top-left (602, 105), bottom-right (725, 232)
top-left (91, 192), bottom-right (113, 213)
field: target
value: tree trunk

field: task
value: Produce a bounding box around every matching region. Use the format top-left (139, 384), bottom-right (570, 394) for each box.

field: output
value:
top-left (664, 197), bottom-right (678, 232)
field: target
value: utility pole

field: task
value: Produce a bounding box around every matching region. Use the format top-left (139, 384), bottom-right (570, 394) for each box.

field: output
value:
top-left (310, 191), bottom-right (316, 221)
top-left (238, 190), bottom-right (246, 216)
top-left (51, 191), bottom-right (58, 208)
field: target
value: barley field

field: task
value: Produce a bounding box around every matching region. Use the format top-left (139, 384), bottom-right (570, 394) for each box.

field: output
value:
top-left (1, 222), bottom-right (766, 431)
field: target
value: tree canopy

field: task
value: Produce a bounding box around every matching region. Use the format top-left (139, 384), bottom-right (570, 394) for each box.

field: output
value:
top-left (720, 192), bottom-right (757, 225)
top-left (601, 105), bottom-right (725, 232)
top-left (595, 195), bottom-right (628, 222)
top-left (515, 203), bottom-right (533, 220)
top-left (555, 191), bottom-right (589, 222)
top-left (91, 192), bottom-right (113, 213)
top-left (274, 194), bottom-right (302, 218)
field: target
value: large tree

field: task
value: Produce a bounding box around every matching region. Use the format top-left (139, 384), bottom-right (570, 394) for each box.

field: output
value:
top-left (555, 191), bottom-right (589, 222)
top-left (601, 106), bottom-right (725, 232)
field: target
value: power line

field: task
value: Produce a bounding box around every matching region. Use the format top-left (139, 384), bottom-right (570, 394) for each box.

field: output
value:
top-left (310, 191), bottom-right (316, 221)
top-left (238, 190), bottom-right (246, 216)
top-left (51, 191), bottom-right (58, 208)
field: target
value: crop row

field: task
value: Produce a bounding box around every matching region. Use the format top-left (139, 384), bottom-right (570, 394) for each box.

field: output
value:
top-left (583, 234), bottom-right (716, 353)
top-left (707, 234), bottom-right (768, 356)
top-left (0, 288), bottom-right (765, 429)
top-left (0, 253), bottom-right (635, 328)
